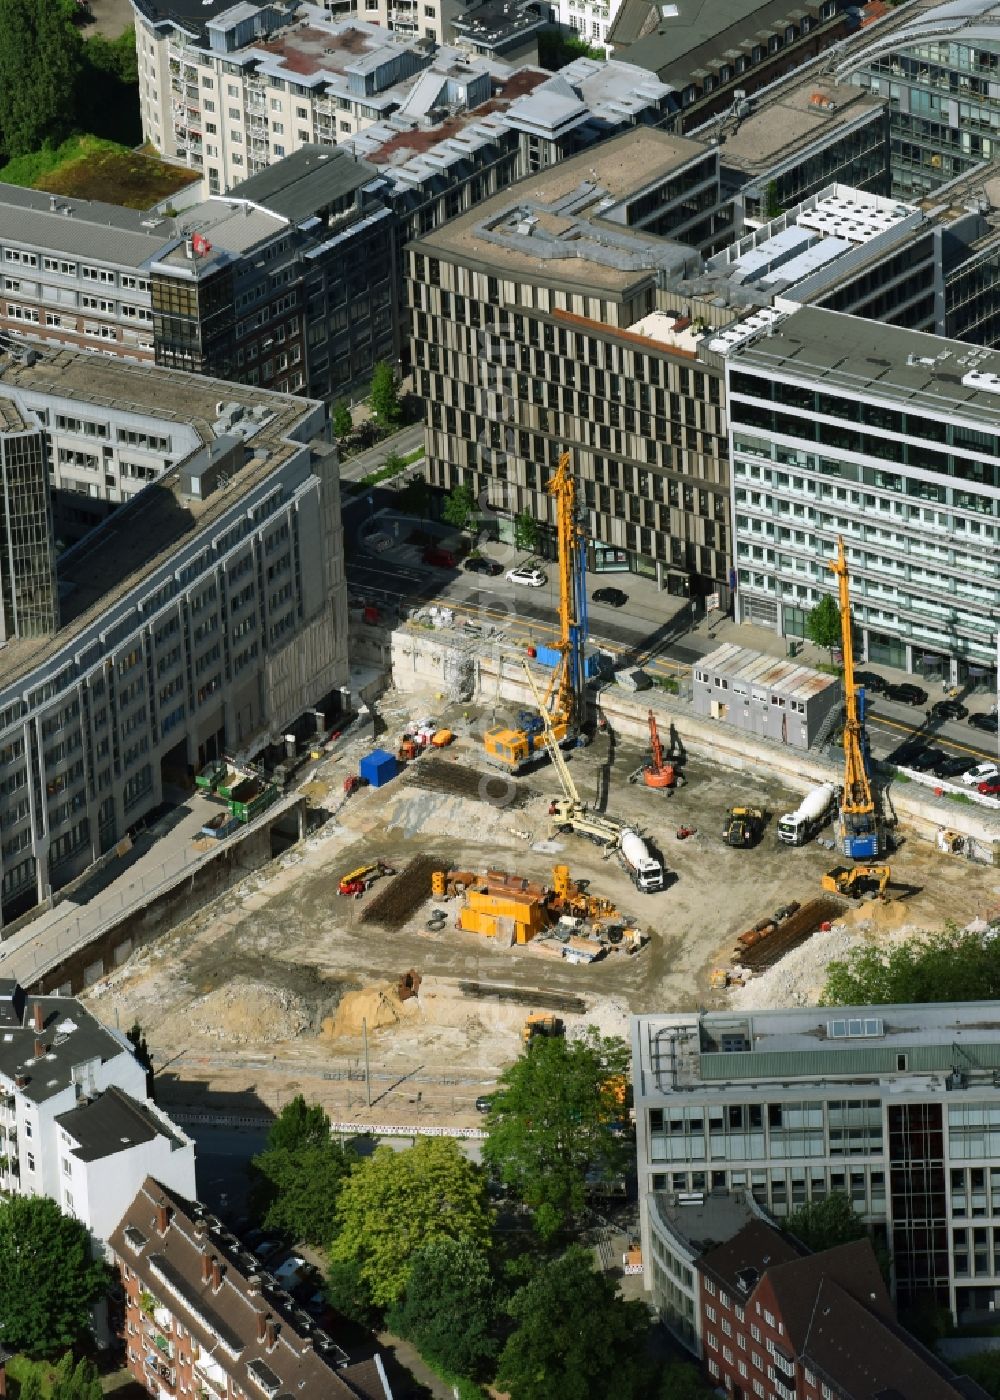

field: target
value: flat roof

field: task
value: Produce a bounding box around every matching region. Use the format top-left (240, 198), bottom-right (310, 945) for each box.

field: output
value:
top-left (695, 641), bottom-right (839, 701)
top-left (133, 0), bottom-right (268, 39)
top-left (0, 992), bottom-right (132, 1105)
top-left (0, 183), bottom-right (176, 268)
top-left (229, 144), bottom-right (376, 221)
top-left (610, 0), bottom-right (823, 81)
top-left (650, 1189), bottom-right (761, 1255)
top-left (734, 303), bottom-right (1000, 428)
top-left (714, 79), bottom-right (886, 178)
top-left (412, 127), bottom-right (702, 292)
top-left (0, 345), bottom-right (322, 691)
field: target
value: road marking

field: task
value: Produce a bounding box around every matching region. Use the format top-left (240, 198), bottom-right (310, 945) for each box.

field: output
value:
top-left (868, 711), bottom-right (997, 761)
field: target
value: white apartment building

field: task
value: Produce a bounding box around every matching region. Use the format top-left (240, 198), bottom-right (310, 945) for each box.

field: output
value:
top-left (0, 979), bottom-right (196, 1253)
top-left (552, 0), bottom-right (619, 53)
top-left (724, 303), bottom-right (1000, 686)
top-left (633, 1003), bottom-right (1000, 1327)
top-left (131, 0), bottom-right (501, 194)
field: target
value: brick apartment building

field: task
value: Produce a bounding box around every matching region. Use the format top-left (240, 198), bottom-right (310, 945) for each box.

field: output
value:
top-left (698, 1220), bottom-right (980, 1400)
top-left (112, 1178), bottom-right (391, 1400)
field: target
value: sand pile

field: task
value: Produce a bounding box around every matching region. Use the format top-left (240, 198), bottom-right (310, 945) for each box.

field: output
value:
top-left (842, 898), bottom-right (912, 931)
top-left (323, 981), bottom-right (414, 1038)
top-left (181, 980), bottom-right (308, 1045)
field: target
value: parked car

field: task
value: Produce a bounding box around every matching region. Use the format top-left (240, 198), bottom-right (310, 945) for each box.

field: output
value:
top-left (969, 711), bottom-right (1000, 733)
top-left (883, 682), bottom-right (928, 706)
top-left (853, 670), bottom-right (886, 694)
top-left (979, 780), bottom-right (1000, 796)
top-left (593, 586), bottom-right (629, 607)
top-left (475, 1095), bottom-right (495, 1113)
top-left (506, 565), bottom-right (546, 587)
top-left (463, 555), bottom-right (502, 576)
top-left (961, 762), bottom-right (1000, 787)
top-left (893, 744), bottom-right (943, 772)
top-left (930, 699), bottom-right (969, 722)
top-left (423, 545), bottom-right (457, 568)
top-left (932, 754), bottom-right (978, 780)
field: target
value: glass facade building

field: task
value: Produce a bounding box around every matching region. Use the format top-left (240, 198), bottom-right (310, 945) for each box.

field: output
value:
top-left (0, 412), bottom-right (58, 643)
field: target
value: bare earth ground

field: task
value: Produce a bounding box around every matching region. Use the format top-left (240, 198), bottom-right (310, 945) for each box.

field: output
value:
top-left (82, 694), bottom-right (1000, 1128)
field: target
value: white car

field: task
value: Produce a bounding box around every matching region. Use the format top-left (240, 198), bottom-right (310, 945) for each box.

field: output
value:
top-left (506, 566), bottom-right (546, 587)
top-left (960, 762), bottom-right (1000, 787)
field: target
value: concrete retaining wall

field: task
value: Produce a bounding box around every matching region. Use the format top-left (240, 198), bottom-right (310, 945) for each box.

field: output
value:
top-left (390, 625), bottom-right (1000, 853)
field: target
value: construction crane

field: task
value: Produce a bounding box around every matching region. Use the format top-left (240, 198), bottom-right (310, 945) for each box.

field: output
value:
top-left (830, 536), bottom-right (883, 859)
top-left (484, 451), bottom-right (587, 773)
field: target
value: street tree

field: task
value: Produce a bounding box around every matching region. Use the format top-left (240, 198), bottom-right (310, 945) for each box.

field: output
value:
top-left (369, 361), bottom-right (401, 426)
top-left (0, 0), bottom-right (84, 159)
top-left (513, 511), bottom-right (539, 553)
top-left (388, 1237), bottom-right (498, 1379)
top-left (0, 1196), bottom-right (110, 1355)
top-left (266, 1094), bottom-right (331, 1152)
top-left (442, 482), bottom-right (477, 532)
top-left (251, 1141), bottom-right (355, 1247)
top-left (483, 1028), bottom-right (630, 1237)
top-left (496, 1247), bottom-right (651, 1400)
top-left (804, 593), bottom-right (842, 656)
top-left (328, 1137), bottom-right (492, 1307)
top-left (332, 400), bottom-right (353, 438)
top-left (50, 1352), bottom-right (102, 1400)
top-left (785, 1192), bottom-right (867, 1254)
top-left (821, 924), bottom-right (1000, 1006)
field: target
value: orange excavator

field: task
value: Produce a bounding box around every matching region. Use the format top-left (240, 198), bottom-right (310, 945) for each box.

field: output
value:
top-left (630, 710), bottom-right (675, 789)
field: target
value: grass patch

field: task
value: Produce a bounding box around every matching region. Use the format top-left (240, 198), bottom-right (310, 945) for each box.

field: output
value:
top-left (0, 135), bottom-right (198, 208)
top-left (813, 661), bottom-right (843, 677)
top-left (537, 28), bottom-right (604, 67)
top-left (352, 447), bottom-right (424, 490)
top-left (657, 677), bottom-right (680, 695)
top-left (892, 770), bottom-right (911, 783)
top-left (946, 790), bottom-right (973, 804)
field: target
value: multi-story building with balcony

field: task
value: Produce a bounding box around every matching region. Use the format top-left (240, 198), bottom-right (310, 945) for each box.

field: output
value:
top-left (0, 979), bottom-right (195, 1253)
top-left (130, 0), bottom-right (506, 194)
top-left (111, 1177), bottom-right (392, 1399)
top-left (0, 343), bottom-right (346, 928)
top-left (723, 302), bottom-right (1000, 685)
top-left (633, 1002), bottom-right (1000, 1326)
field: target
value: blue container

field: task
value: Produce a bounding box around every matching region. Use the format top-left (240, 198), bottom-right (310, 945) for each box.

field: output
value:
top-left (534, 644), bottom-right (561, 668)
top-left (359, 748), bottom-right (399, 789)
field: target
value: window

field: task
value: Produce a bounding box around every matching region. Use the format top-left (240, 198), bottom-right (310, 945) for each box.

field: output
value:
top-left (26, 1152), bottom-right (35, 1173)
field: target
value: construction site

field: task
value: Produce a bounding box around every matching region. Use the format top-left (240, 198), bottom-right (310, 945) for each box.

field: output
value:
top-left (79, 459), bottom-right (1000, 1127)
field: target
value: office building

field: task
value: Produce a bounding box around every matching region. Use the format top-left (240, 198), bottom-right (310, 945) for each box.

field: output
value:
top-left (0, 344), bottom-right (346, 928)
top-left (724, 303), bottom-right (1000, 684)
top-left (408, 129), bottom-right (734, 599)
top-left (0, 388), bottom-right (59, 642)
top-left (703, 74), bottom-right (891, 223)
top-left (633, 1002), bottom-right (1000, 1324)
top-left (0, 980), bottom-right (196, 1252)
top-left (111, 1177), bottom-right (391, 1399)
top-left (836, 0), bottom-right (1000, 198)
top-left (608, 0), bottom-right (847, 135)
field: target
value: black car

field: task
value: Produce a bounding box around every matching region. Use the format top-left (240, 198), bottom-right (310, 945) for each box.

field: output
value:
top-left (893, 744), bottom-right (943, 772)
top-left (854, 670), bottom-right (886, 694)
top-left (931, 699), bottom-right (968, 722)
top-left (933, 754), bottom-right (979, 779)
top-left (884, 682), bottom-right (928, 706)
top-left (475, 1095), bottom-right (495, 1114)
top-left (463, 556), bottom-right (503, 576)
top-left (593, 586), bottom-right (629, 607)
top-left (969, 711), bottom-right (1000, 733)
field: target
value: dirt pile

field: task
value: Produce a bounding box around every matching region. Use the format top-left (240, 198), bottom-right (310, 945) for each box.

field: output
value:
top-left (179, 980), bottom-right (308, 1045)
top-left (842, 898), bottom-right (912, 931)
top-left (322, 981), bottom-right (414, 1038)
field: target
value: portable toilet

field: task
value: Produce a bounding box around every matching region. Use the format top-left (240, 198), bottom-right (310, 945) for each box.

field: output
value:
top-left (359, 748), bottom-right (399, 788)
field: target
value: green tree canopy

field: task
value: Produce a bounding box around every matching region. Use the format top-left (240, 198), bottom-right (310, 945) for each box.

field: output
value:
top-left (496, 1247), bottom-right (651, 1400)
top-left (50, 1352), bottom-right (102, 1400)
top-left (251, 1141), bottom-right (355, 1247)
top-left (329, 1137), bottom-right (492, 1307)
top-left (483, 1028), bottom-right (630, 1238)
top-left (332, 400), bottom-right (353, 438)
top-left (388, 1237), bottom-right (498, 1379)
top-left (804, 593), bottom-right (842, 653)
top-left (785, 1191), bottom-right (867, 1254)
top-left (513, 511), bottom-right (539, 553)
top-left (397, 472), bottom-right (430, 518)
top-left (267, 1094), bottom-right (331, 1152)
top-left (0, 1196), bottom-right (110, 1355)
top-left (369, 361), bottom-right (400, 426)
top-left (954, 1351), bottom-right (1000, 1400)
top-left (821, 924), bottom-right (1000, 1006)
top-left (442, 482), bottom-right (477, 532)
top-left (0, 0), bottom-right (84, 159)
